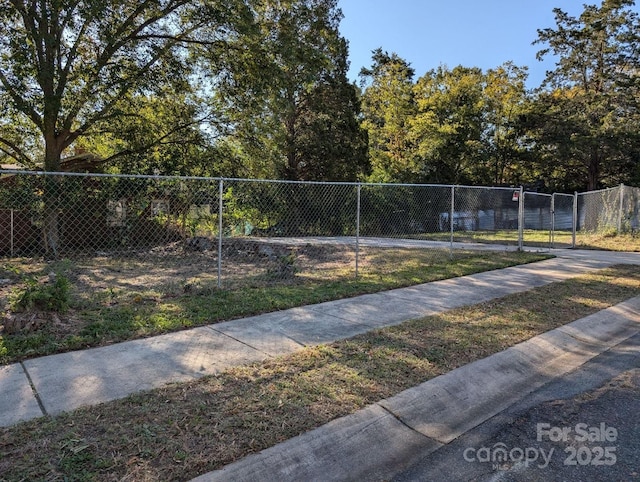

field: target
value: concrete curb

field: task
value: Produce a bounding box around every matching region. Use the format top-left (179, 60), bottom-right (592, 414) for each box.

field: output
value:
top-left (197, 404), bottom-right (442, 482)
top-left (193, 296), bottom-right (640, 482)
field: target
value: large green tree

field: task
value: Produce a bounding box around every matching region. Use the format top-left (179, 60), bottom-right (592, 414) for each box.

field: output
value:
top-left (483, 62), bottom-right (531, 186)
top-left (79, 91), bottom-right (212, 176)
top-left (359, 49), bottom-right (416, 183)
top-left (361, 55), bottom-right (530, 186)
top-left (293, 69), bottom-right (369, 181)
top-left (410, 65), bottom-right (486, 185)
top-left (0, 0), bottom-right (253, 254)
top-left (221, 0), bottom-right (367, 182)
top-left (0, 0), bottom-right (252, 171)
top-left (531, 0), bottom-right (640, 191)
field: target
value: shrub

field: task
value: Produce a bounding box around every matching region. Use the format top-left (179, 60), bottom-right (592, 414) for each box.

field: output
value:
top-left (10, 272), bottom-right (71, 312)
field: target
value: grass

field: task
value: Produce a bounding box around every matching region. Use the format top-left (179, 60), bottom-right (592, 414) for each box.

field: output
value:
top-left (0, 249), bottom-right (548, 364)
top-left (421, 229), bottom-right (640, 251)
top-left (574, 231), bottom-right (640, 251)
top-left (418, 228), bottom-right (572, 247)
top-left (1, 265), bottom-right (639, 481)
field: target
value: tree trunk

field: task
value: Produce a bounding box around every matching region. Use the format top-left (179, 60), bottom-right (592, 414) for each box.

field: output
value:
top-left (583, 147), bottom-right (602, 231)
top-left (587, 148), bottom-right (600, 191)
top-left (42, 138), bottom-right (63, 257)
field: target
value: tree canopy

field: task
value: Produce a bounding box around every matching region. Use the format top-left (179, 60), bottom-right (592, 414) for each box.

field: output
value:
top-left (218, 0), bottom-right (368, 182)
top-left (529, 0), bottom-right (640, 190)
top-left (359, 49), bottom-right (416, 183)
top-left (1, 0), bottom-right (639, 192)
top-left (0, 0), bottom-right (253, 170)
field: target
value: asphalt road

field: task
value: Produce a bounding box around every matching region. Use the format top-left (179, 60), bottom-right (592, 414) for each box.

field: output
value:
top-left (392, 332), bottom-right (640, 482)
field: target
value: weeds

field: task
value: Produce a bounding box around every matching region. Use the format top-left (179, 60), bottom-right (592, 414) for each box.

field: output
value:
top-left (9, 272), bottom-right (71, 312)
top-left (266, 250), bottom-right (298, 279)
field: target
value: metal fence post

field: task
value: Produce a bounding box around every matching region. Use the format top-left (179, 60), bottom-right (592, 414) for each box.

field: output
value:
top-left (450, 185), bottom-right (455, 253)
top-left (218, 179), bottom-right (223, 289)
top-left (518, 186), bottom-right (524, 251)
top-left (355, 183), bottom-right (361, 279)
top-left (550, 194), bottom-right (555, 249)
top-left (618, 183), bottom-right (625, 233)
top-left (10, 208), bottom-right (14, 258)
top-left (572, 192), bottom-right (578, 248)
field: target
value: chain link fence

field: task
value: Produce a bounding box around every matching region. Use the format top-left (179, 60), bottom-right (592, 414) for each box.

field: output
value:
top-left (453, 186), bottom-right (522, 245)
top-left (522, 192), bottom-right (552, 247)
top-left (551, 193), bottom-right (576, 248)
top-left (574, 184), bottom-right (640, 245)
top-left (0, 171), bottom-right (638, 292)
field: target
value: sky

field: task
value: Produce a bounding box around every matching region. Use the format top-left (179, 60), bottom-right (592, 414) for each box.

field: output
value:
top-left (338, 0), bottom-right (639, 89)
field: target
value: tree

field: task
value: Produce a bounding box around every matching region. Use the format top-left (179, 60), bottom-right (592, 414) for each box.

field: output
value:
top-left (484, 62), bottom-right (534, 186)
top-left (360, 49), bottom-right (416, 183)
top-left (294, 71), bottom-right (369, 181)
top-left (0, 108), bottom-right (41, 167)
top-left (532, 0), bottom-right (640, 191)
top-left (75, 91), bottom-right (212, 176)
top-left (483, 62), bottom-right (531, 186)
top-left (0, 0), bottom-right (254, 170)
top-left (410, 65), bottom-right (486, 185)
top-left (360, 57), bottom-right (532, 186)
top-left (0, 0), bottom-right (253, 254)
top-left (219, 0), bottom-right (366, 182)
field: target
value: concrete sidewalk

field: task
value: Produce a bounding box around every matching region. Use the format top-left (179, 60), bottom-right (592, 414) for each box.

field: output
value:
top-left (1, 249), bottom-right (639, 429)
top-left (194, 296), bottom-right (640, 482)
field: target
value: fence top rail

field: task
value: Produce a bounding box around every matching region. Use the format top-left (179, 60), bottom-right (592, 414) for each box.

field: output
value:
top-left (524, 191), bottom-right (552, 198)
top-left (450, 184), bottom-right (516, 192)
top-left (0, 169), bottom-right (222, 182)
top-left (0, 170), bottom-right (362, 186)
top-left (576, 185), bottom-right (623, 196)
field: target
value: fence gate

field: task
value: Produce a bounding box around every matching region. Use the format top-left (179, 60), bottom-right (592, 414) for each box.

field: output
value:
top-left (522, 192), bottom-right (552, 249)
top-left (551, 193), bottom-right (575, 248)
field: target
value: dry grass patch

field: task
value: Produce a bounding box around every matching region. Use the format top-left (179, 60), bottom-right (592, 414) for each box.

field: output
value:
top-left (574, 232), bottom-right (640, 252)
top-left (1, 265), bottom-right (639, 481)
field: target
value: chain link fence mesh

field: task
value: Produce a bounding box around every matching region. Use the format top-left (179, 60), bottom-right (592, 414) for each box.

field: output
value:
top-left (218, 179), bottom-right (358, 289)
top-left (551, 193), bottom-right (575, 248)
top-left (620, 185), bottom-right (640, 233)
top-left (576, 186), bottom-right (621, 235)
top-left (452, 186), bottom-right (520, 246)
top-left (356, 183), bottom-right (454, 270)
top-left (522, 192), bottom-right (552, 247)
top-left (1, 171), bottom-right (639, 293)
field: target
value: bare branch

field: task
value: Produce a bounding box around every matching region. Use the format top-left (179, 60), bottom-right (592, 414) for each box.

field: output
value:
top-left (99, 115), bottom-right (208, 164)
top-left (0, 70), bottom-right (43, 131)
top-left (60, 3), bottom-right (194, 134)
top-left (0, 135), bottom-right (35, 165)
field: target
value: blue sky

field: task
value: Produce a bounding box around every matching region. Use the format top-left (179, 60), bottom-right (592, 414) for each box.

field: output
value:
top-left (338, 1), bottom-right (639, 89)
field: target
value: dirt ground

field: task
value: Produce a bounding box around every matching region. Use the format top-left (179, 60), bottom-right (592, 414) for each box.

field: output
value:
top-left (71, 238), bottom-right (361, 293)
top-left (0, 238), bottom-right (382, 335)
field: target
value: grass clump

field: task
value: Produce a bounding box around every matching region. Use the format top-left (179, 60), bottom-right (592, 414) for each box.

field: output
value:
top-left (9, 272), bottom-right (71, 313)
